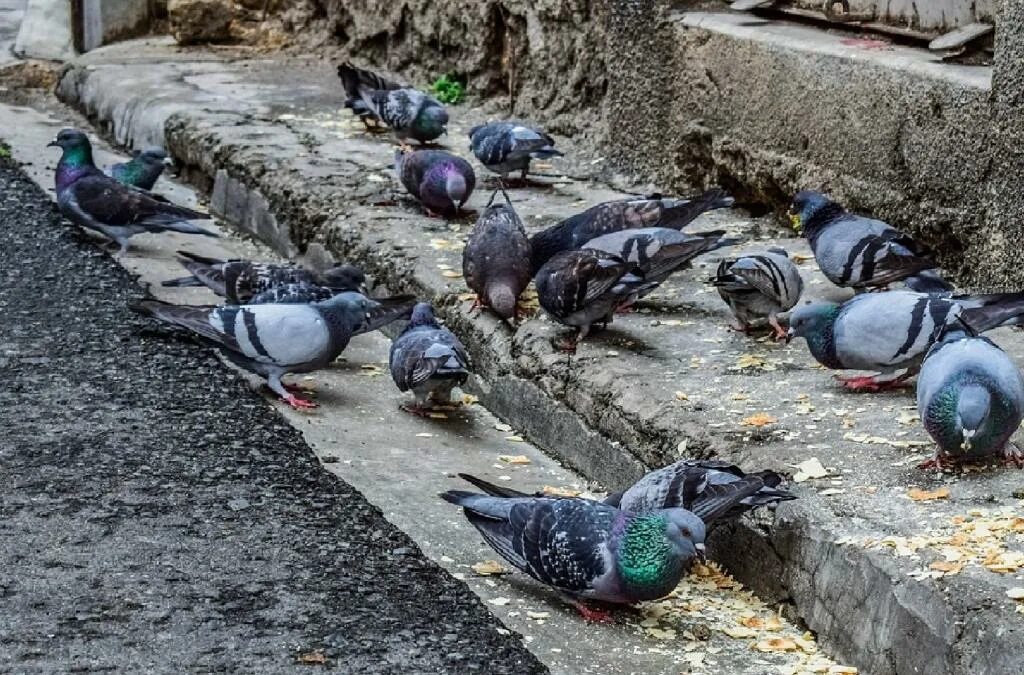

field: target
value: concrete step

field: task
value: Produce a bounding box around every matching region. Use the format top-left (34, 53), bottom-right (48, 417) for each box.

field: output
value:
top-left (53, 43), bottom-right (1024, 674)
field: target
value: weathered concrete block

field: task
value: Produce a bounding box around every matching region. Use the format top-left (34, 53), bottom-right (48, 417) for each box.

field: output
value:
top-left (167, 0), bottom-right (234, 44)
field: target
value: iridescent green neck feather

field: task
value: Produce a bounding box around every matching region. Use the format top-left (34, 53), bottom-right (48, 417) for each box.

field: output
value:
top-left (615, 515), bottom-right (682, 593)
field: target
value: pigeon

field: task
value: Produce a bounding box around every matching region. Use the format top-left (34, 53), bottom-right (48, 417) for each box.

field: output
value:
top-left (247, 282), bottom-right (337, 305)
top-left (584, 228), bottom-right (739, 304)
top-left (459, 459), bottom-right (795, 529)
top-left (441, 491), bottom-right (707, 618)
top-left (535, 249), bottom-right (657, 350)
top-left (395, 149), bottom-right (476, 217)
top-left (48, 129), bottom-right (217, 256)
top-left (462, 189), bottom-right (532, 320)
top-left (336, 62), bottom-right (448, 143)
top-left (711, 248), bottom-right (804, 339)
top-left (917, 329), bottom-right (1024, 470)
top-left (133, 292), bottom-right (416, 409)
top-left (530, 190), bottom-right (735, 273)
top-left (786, 290), bottom-right (1024, 391)
top-left (162, 251), bottom-right (367, 303)
top-left (389, 303), bottom-right (471, 414)
top-left (106, 147), bottom-right (172, 191)
top-left (789, 190), bottom-right (939, 291)
top-left (468, 121), bottom-right (562, 181)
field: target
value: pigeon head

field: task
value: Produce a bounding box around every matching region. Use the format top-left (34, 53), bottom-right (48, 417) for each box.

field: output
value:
top-left (955, 383), bottom-right (992, 451)
top-left (48, 128), bottom-right (94, 167)
top-left (485, 283), bottom-right (517, 320)
top-left (789, 190), bottom-right (835, 234)
top-left (443, 164), bottom-right (469, 208)
top-left (662, 508), bottom-right (707, 556)
top-left (414, 104), bottom-right (449, 140)
top-left (786, 301), bottom-right (840, 348)
top-left (318, 291), bottom-right (380, 332)
top-left (409, 302), bottom-right (439, 328)
top-left (322, 264), bottom-right (367, 293)
top-left (138, 147), bottom-right (172, 167)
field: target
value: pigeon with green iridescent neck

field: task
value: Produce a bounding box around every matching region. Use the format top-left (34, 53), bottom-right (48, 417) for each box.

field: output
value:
top-left (337, 62), bottom-right (448, 143)
top-left (132, 292), bottom-right (415, 409)
top-left (390, 303), bottom-right (471, 415)
top-left (786, 290), bottom-right (1024, 391)
top-left (441, 491), bottom-right (707, 619)
top-left (462, 189), bottom-right (532, 320)
top-left (788, 190), bottom-right (948, 292)
top-left (917, 330), bottom-right (1024, 470)
top-left (712, 247), bottom-right (804, 339)
top-left (530, 189), bottom-right (734, 273)
top-left (48, 129), bottom-right (216, 256)
top-left (468, 121), bottom-right (562, 182)
top-left (395, 148), bottom-right (475, 217)
top-left (106, 147), bottom-right (171, 191)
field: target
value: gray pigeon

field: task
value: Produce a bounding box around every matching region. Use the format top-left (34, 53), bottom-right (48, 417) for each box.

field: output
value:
top-left (389, 303), bottom-right (471, 414)
top-left (337, 62), bottom-right (448, 143)
top-left (917, 330), bottom-right (1024, 469)
top-left (462, 189), bottom-right (532, 320)
top-left (395, 149), bottom-right (476, 217)
top-left (441, 491), bottom-right (707, 618)
top-left (789, 190), bottom-right (943, 291)
top-left (584, 228), bottom-right (739, 304)
top-left (530, 190), bottom-right (735, 273)
top-left (247, 282), bottom-right (337, 305)
top-left (106, 147), bottom-right (171, 191)
top-left (787, 290), bottom-right (1024, 390)
top-left (162, 251), bottom-right (367, 303)
top-left (711, 247), bottom-right (804, 339)
top-left (133, 292), bottom-right (415, 409)
top-left (459, 459), bottom-right (795, 529)
top-left (468, 121), bottom-right (562, 181)
top-left (534, 249), bottom-right (657, 350)
top-left (49, 129), bottom-right (216, 256)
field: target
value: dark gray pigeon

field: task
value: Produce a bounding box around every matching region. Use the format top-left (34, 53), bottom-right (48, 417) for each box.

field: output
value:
top-left (162, 251), bottom-right (367, 303)
top-left (530, 190), bottom-right (735, 273)
top-left (440, 491), bottom-right (707, 619)
top-left (395, 148), bottom-right (476, 217)
top-left (535, 249), bottom-right (656, 350)
top-left (459, 459), bottom-right (794, 530)
top-left (106, 147), bottom-right (171, 191)
top-left (789, 190), bottom-right (940, 291)
top-left (248, 282), bottom-right (337, 305)
top-left (711, 247), bottom-right (804, 339)
top-left (787, 289), bottom-right (1024, 391)
top-left (337, 62), bottom-right (448, 143)
top-left (468, 121), bottom-right (562, 181)
top-left (49, 129), bottom-right (216, 256)
top-left (389, 303), bottom-right (471, 414)
top-left (133, 292), bottom-right (415, 409)
top-left (917, 330), bottom-right (1024, 470)
top-left (584, 228), bottom-right (739, 305)
top-left (462, 189), bottom-right (532, 320)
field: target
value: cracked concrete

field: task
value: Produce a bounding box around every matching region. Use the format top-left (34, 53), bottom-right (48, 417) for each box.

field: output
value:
top-left (48, 40), bottom-right (1024, 674)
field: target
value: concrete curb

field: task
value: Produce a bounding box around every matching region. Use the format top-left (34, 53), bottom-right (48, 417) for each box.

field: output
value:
top-left (55, 53), bottom-right (1024, 674)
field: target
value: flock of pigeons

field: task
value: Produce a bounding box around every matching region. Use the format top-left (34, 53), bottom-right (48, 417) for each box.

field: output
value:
top-left (41, 60), bottom-right (1024, 619)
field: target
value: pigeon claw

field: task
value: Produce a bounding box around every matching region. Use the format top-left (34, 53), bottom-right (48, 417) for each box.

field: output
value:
top-left (572, 601), bottom-right (614, 623)
top-left (400, 402), bottom-right (433, 417)
top-left (282, 393), bottom-right (319, 410)
top-left (1003, 444), bottom-right (1024, 469)
top-left (768, 315), bottom-right (789, 342)
top-left (835, 374), bottom-right (909, 392)
top-left (918, 455), bottom-right (959, 472)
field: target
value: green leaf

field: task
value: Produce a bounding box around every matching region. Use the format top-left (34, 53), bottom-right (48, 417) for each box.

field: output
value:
top-left (430, 74), bottom-right (465, 105)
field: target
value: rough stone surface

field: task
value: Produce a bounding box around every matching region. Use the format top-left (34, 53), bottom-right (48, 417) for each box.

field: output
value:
top-left (168, 0), bottom-right (235, 44)
top-left (55, 47), bottom-right (1024, 674)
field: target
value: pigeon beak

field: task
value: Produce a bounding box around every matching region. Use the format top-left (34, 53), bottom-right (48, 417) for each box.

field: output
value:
top-left (785, 328), bottom-right (795, 344)
top-left (46, 140), bottom-right (59, 148)
top-left (162, 157), bottom-right (175, 167)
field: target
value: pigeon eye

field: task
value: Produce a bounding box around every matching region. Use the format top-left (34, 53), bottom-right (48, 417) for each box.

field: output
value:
top-left (681, 527), bottom-right (691, 537)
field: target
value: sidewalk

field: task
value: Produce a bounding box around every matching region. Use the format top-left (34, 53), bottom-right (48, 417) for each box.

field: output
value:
top-left (51, 39), bottom-right (1024, 674)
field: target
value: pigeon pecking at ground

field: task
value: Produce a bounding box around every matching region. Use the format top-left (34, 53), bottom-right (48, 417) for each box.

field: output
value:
top-left (459, 458), bottom-right (795, 530)
top-left (389, 303), bottom-right (471, 415)
top-left (106, 147), bottom-right (172, 191)
top-left (462, 189), bottom-right (532, 321)
top-left (786, 289), bottom-right (1024, 391)
top-left (440, 491), bottom-right (710, 621)
top-left (49, 129), bottom-right (217, 256)
top-left (529, 190), bottom-right (735, 274)
top-left (468, 121), bottom-right (562, 183)
top-left (162, 251), bottom-right (367, 303)
top-left (336, 62), bottom-right (448, 144)
top-left (395, 148), bottom-right (476, 217)
top-left (584, 228), bottom-right (740, 307)
top-left (133, 292), bottom-right (415, 409)
top-left (917, 328), bottom-right (1024, 470)
top-left (711, 247), bottom-right (804, 340)
top-left (535, 249), bottom-right (657, 351)
top-left (789, 190), bottom-right (952, 293)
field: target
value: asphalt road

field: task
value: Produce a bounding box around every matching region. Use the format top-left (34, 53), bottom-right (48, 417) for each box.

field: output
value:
top-left (0, 156), bottom-right (546, 673)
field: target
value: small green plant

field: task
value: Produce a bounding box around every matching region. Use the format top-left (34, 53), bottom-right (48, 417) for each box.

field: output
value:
top-left (0, 144), bottom-right (10, 159)
top-left (431, 74), bottom-right (465, 105)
